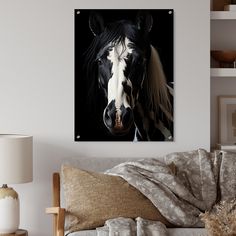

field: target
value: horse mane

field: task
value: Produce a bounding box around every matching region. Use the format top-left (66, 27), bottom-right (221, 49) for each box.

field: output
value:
top-left (144, 46), bottom-right (173, 121)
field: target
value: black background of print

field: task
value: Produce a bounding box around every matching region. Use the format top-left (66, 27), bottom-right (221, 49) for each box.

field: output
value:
top-left (74, 10), bottom-right (173, 141)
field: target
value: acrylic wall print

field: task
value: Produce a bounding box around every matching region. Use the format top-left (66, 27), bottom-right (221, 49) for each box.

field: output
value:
top-left (75, 10), bottom-right (174, 141)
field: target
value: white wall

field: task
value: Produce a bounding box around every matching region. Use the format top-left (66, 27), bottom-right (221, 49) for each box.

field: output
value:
top-left (0, 0), bottom-right (210, 235)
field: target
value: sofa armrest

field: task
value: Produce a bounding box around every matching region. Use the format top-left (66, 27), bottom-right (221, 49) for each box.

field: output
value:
top-left (46, 207), bottom-right (65, 236)
top-left (46, 172), bottom-right (65, 236)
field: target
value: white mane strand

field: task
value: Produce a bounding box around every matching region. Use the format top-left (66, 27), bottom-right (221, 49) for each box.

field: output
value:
top-left (145, 45), bottom-right (173, 121)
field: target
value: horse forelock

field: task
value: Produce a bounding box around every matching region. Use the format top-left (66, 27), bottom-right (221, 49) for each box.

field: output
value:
top-left (84, 21), bottom-right (135, 92)
top-left (85, 20), bottom-right (139, 67)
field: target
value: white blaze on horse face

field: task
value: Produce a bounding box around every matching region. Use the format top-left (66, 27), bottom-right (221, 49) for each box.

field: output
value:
top-left (107, 37), bottom-right (133, 110)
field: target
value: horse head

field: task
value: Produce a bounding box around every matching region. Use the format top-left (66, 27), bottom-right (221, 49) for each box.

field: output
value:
top-left (88, 11), bottom-right (153, 136)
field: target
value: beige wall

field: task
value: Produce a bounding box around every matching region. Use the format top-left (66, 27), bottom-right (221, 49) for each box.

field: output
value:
top-left (0, 0), bottom-right (210, 235)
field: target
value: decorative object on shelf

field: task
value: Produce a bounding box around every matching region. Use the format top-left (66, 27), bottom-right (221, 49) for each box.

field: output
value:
top-left (224, 0), bottom-right (236, 11)
top-left (211, 50), bottom-right (236, 68)
top-left (212, 0), bottom-right (227, 11)
top-left (218, 96), bottom-right (236, 144)
top-left (200, 198), bottom-right (236, 236)
top-left (0, 135), bottom-right (33, 234)
top-left (224, 4), bottom-right (236, 10)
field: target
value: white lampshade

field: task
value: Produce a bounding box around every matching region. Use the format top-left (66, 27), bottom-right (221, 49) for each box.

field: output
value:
top-left (0, 134), bottom-right (33, 184)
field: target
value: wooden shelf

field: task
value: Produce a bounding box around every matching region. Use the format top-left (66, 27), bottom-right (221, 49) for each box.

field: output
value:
top-left (211, 68), bottom-right (236, 77)
top-left (211, 11), bottom-right (236, 20)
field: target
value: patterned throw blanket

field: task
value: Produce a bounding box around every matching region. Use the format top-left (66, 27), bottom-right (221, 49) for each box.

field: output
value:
top-left (97, 149), bottom-right (236, 236)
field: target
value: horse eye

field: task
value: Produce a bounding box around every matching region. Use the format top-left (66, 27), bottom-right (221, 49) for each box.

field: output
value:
top-left (97, 58), bottom-right (102, 65)
top-left (137, 58), bottom-right (144, 65)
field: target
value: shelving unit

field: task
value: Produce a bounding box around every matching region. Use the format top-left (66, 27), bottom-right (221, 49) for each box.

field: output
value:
top-left (211, 10), bottom-right (236, 78)
top-left (210, 1), bottom-right (236, 149)
top-left (210, 10), bottom-right (236, 77)
top-left (211, 68), bottom-right (236, 77)
top-left (211, 11), bottom-right (236, 19)
top-left (210, 10), bottom-right (236, 78)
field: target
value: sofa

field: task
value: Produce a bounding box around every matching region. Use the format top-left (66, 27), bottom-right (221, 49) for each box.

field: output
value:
top-left (46, 156), bottom-right (207, 236)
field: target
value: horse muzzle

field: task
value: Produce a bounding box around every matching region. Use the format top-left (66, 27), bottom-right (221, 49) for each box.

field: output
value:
top-left (103, 105), bottom-right (133, 135)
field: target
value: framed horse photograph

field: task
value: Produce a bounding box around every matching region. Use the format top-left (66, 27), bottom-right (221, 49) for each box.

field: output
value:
top-left (74, 9), bottom-right (174, 141)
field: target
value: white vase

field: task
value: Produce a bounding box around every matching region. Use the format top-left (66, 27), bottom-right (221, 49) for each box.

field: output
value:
top-left (0, 187), bottom-right (19, 234)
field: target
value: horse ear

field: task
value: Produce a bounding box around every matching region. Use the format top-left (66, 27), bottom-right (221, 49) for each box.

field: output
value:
top-left (136, 11), bottom-right (153, 34)
top-left (89, 12), bottom-right (105, 36)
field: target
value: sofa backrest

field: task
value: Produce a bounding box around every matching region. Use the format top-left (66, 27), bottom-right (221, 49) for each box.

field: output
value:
top-left (62, 156), bottom-right (164, 172)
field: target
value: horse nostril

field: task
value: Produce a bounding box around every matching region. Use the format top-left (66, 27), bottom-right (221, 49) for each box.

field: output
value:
top-left (104, 109), bottom-right (112, 127)
top-left (122, 108), bottom-right (133, 125)
top-left (105, 110), bottom-right (109, 120)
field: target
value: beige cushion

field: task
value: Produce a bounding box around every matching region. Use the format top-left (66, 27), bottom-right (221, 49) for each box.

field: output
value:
top-left (61, 165), bottom-right (171, 233)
